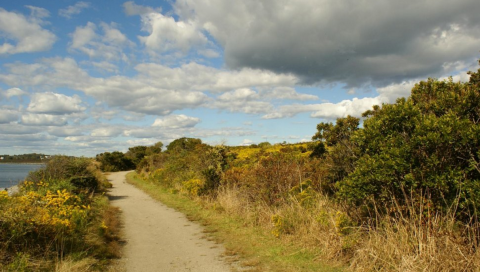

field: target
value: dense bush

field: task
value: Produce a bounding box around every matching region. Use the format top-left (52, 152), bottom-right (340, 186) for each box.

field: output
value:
top-left (0, 157), bottom-right (118, 270)
top-left (336, 77), bottom-right (480, 219)
top-left (223, 150), bottom-right (310, 205)
top-left (137, 138), bottom-right (233, 196)
top-left (136, 139), bottom-right (312, 203)
top-left (96, 151), bottom-right (135, 172)
top-left (26, 156), bottom-right (110, 193)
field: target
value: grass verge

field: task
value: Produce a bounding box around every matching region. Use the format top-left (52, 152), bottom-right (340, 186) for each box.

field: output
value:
top-left (126, 172), bottom-right (343, 272)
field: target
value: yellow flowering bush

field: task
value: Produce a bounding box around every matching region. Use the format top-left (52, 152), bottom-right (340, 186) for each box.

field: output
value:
top-left (151, 168), bottom-right (164, 179)
top-left (271, 214), bottom-right (285, 238)
top-left (0, 186), bottom-right (91, 254)
top-left (0, 156), bottom-right (122, 270)
top-left (289, 179), bottom-right (315, 207)
top-left (1, 179), bottom-right (96, 263)
top-left (271, 214), bottom-right (294, 238)
top-left (334, 211), bottom-right (354, 236)
top-left (182, 178), bottom-right (205, 196)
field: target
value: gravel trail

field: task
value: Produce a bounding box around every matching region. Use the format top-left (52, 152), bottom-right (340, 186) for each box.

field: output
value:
top-left (107, 171), bottom-right (232, 272)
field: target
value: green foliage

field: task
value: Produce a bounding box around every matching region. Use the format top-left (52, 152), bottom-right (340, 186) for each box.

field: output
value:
top-left (336, 77), bottom-right (480, 218)
top-left (125, 145), bottom-right (147, 165)
top-left (146, 141), bottom-right (163, 155)
top-left (223, 150), bottom-right (310, 205)
top-left (26, 156), bottom-right (104, 193)
top-left (308, 141), bottom-right (326, 158)
top-left (258, 141), bottom-right (272, 148)
top-left (201, 167), bottom-right (221, 194)
top-left (312, 115), bottom-right (359, 146)
top-left (166, 137), bottom-right (203, 153)
top-left (96, 151), bottom-right (135, 172)
top-left (311, 116), bottom-right (360, 187)
top-left (289, 179), bottom-right (316, 207)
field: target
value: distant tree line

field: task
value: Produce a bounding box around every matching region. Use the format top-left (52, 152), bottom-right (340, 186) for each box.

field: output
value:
top-left (95, 142), bottom-right (163, 172)
top-left (0, 153), bottom-right (51, 163)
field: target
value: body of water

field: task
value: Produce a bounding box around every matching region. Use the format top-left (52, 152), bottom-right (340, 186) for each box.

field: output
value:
top-left (0, 163), bottom-right (44, 189)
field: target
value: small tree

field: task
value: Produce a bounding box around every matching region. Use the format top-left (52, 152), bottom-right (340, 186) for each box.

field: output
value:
top-left (312, 115), bottom-right (360, 184)
top-left (96, 152), bottom-right (135, 172)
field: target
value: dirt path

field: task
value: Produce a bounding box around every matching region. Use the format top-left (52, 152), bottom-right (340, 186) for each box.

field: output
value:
top-left (107, 171), bottom-right (232, 272)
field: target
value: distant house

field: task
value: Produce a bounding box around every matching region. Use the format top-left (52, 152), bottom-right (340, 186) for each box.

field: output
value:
top-left (0, 157), bottom-right (3, 160)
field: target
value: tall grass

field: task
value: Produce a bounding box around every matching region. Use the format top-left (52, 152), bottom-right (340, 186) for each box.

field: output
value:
top-left (215, 184), bottom-right (480, 271)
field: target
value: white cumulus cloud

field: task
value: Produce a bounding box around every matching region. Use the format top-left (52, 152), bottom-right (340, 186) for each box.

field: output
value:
top-left (3, 88), bottom-right (28, 98)
top-left (152, 114), bottom-right (201, 129)
top-left (69, 22), bottom-right (133, 61)
top-left (0, 7), bottom-right (56, 54)
top-left (139, 12), bottom-right (208, 54)
top-left (213, 88), bottom-right (273, 114)
top-left (21, 113), bottom-right (68, 126)
top-left (27, 92), bottom-right (85, 115)
top-left (91, 127), bottom-right (123, 137)
top-left (262, 96), bottom-right (387, 120)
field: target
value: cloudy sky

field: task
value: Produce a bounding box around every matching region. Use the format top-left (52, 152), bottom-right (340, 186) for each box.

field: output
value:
top-left (0, 0), bottom-right (479, 156)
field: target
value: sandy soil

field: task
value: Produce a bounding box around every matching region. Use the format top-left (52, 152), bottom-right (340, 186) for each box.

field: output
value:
top-left (107, 171), bottom-right (232, 272)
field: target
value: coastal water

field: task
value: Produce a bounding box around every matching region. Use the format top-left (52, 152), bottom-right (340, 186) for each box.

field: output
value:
top-left (0, 163), bottom-right (44, 189)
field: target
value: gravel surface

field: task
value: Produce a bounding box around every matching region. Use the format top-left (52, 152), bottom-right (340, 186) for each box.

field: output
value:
top-left (107, 171), bottom-right (232, 272)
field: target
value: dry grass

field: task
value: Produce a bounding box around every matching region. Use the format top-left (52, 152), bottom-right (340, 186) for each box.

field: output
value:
top-left (215, 186), bottom-right (349, 264)
top-left (215, 186), bottom-right (480, 272)
top-left (84, 197), bottom-right (124, 261)
top-left (100, 205), bottom-right (124, 258)
top-left (350, 209), bottom-right (480, 272)
top-left (132, 169), bottom-right (480, 271)
top-left (55, 257), bottom-right (96, 272)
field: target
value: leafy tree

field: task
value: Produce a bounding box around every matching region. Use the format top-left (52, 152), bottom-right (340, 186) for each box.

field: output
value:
top-left (96, 151), bottom-right (135, 172)
top-left (146, 141), bottom-right (163, 155)
top-left (312, 115), bottom-right (360, 146)
top-left (125, 146), bottom-right (148, 166)
top-left (312, 116), bottom-right (360, 184)
top-left (166, 137), bottom-right (203, 153)
top-left (308, 142), bottom-right (326, 158)
top-left (258, 142), bottom-right (272, 149)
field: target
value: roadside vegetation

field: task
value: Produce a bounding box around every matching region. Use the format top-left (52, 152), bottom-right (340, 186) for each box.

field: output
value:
top-left (0, 156), bottom-right (122, 271)
top-left (122, 63), bottom-right (480, 271)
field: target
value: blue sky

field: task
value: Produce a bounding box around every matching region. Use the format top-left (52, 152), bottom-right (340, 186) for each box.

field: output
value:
top-left (0, 0), bottom-right (479, 156)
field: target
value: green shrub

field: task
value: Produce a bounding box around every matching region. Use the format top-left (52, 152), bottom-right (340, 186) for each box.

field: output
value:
top-left (26, 156), bottom-right (103, 193)
top-left (336, 77), bottom-right (480, 220)
top-left (95, 151), bottom-right (135, 172)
